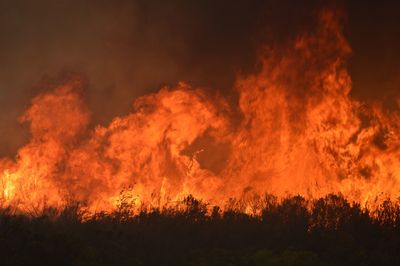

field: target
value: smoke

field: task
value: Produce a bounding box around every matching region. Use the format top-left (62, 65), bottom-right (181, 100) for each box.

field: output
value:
top-left (1, 0), bottom-right (400, 158)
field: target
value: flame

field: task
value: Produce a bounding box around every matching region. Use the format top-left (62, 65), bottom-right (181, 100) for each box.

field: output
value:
top-left (1, 10), bottom-right (400, 213)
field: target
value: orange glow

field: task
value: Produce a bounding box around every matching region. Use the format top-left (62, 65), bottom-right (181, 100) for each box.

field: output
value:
top-left (1, 10), bottom-right (400, 213)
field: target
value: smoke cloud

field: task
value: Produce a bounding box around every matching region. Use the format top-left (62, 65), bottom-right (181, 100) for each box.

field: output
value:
top-left (0, 0), bottom-right (399, 156)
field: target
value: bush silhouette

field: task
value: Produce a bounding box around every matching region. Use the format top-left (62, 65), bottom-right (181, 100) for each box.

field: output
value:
top-left (0, 194), bottom-right (400, 265)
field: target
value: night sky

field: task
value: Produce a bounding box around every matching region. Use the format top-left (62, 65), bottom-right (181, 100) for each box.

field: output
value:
top-left (0, 0), bottom-right (399, 156)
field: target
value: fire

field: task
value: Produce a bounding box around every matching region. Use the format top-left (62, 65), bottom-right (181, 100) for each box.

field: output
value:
top-left (1, 10), bottom-right (400, 213)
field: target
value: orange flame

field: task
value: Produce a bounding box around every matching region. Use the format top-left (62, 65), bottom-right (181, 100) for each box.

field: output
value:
top-left (1, 10), bottom-right (400, 213)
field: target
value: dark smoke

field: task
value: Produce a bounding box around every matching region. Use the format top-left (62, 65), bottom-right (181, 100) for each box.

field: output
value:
top-left (0, 0), bottom-right (399, 156)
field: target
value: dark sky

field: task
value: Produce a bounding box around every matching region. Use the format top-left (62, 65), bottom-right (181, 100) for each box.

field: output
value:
top-left (0, 0), bottom-right (399, 156)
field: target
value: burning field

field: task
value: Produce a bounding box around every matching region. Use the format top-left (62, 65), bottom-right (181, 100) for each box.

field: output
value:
top-left (1, 2), bottom-right (400, 265)
top-left (1, 9), bottom-right (400, 213)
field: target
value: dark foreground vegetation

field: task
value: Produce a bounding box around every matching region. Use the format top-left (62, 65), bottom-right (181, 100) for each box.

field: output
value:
top-left (1, 194), bottom-right (400, 265)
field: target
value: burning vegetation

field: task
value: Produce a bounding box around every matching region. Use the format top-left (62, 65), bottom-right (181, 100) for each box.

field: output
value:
top-left (1, 10), bottom-right (400, 214)
top-left (1, 5), bottom-right (400, 265)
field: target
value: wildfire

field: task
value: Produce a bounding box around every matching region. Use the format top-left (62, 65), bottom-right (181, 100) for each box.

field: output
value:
top-left (1, 10), bottom-right (400, 213)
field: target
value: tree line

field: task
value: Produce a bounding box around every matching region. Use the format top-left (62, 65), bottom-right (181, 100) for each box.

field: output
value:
top-left (1, 193), bottom-right (400, 265)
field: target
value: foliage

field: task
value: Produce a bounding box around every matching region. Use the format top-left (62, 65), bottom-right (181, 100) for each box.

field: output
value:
top-left (1, 194), bottom-right (400, 265)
